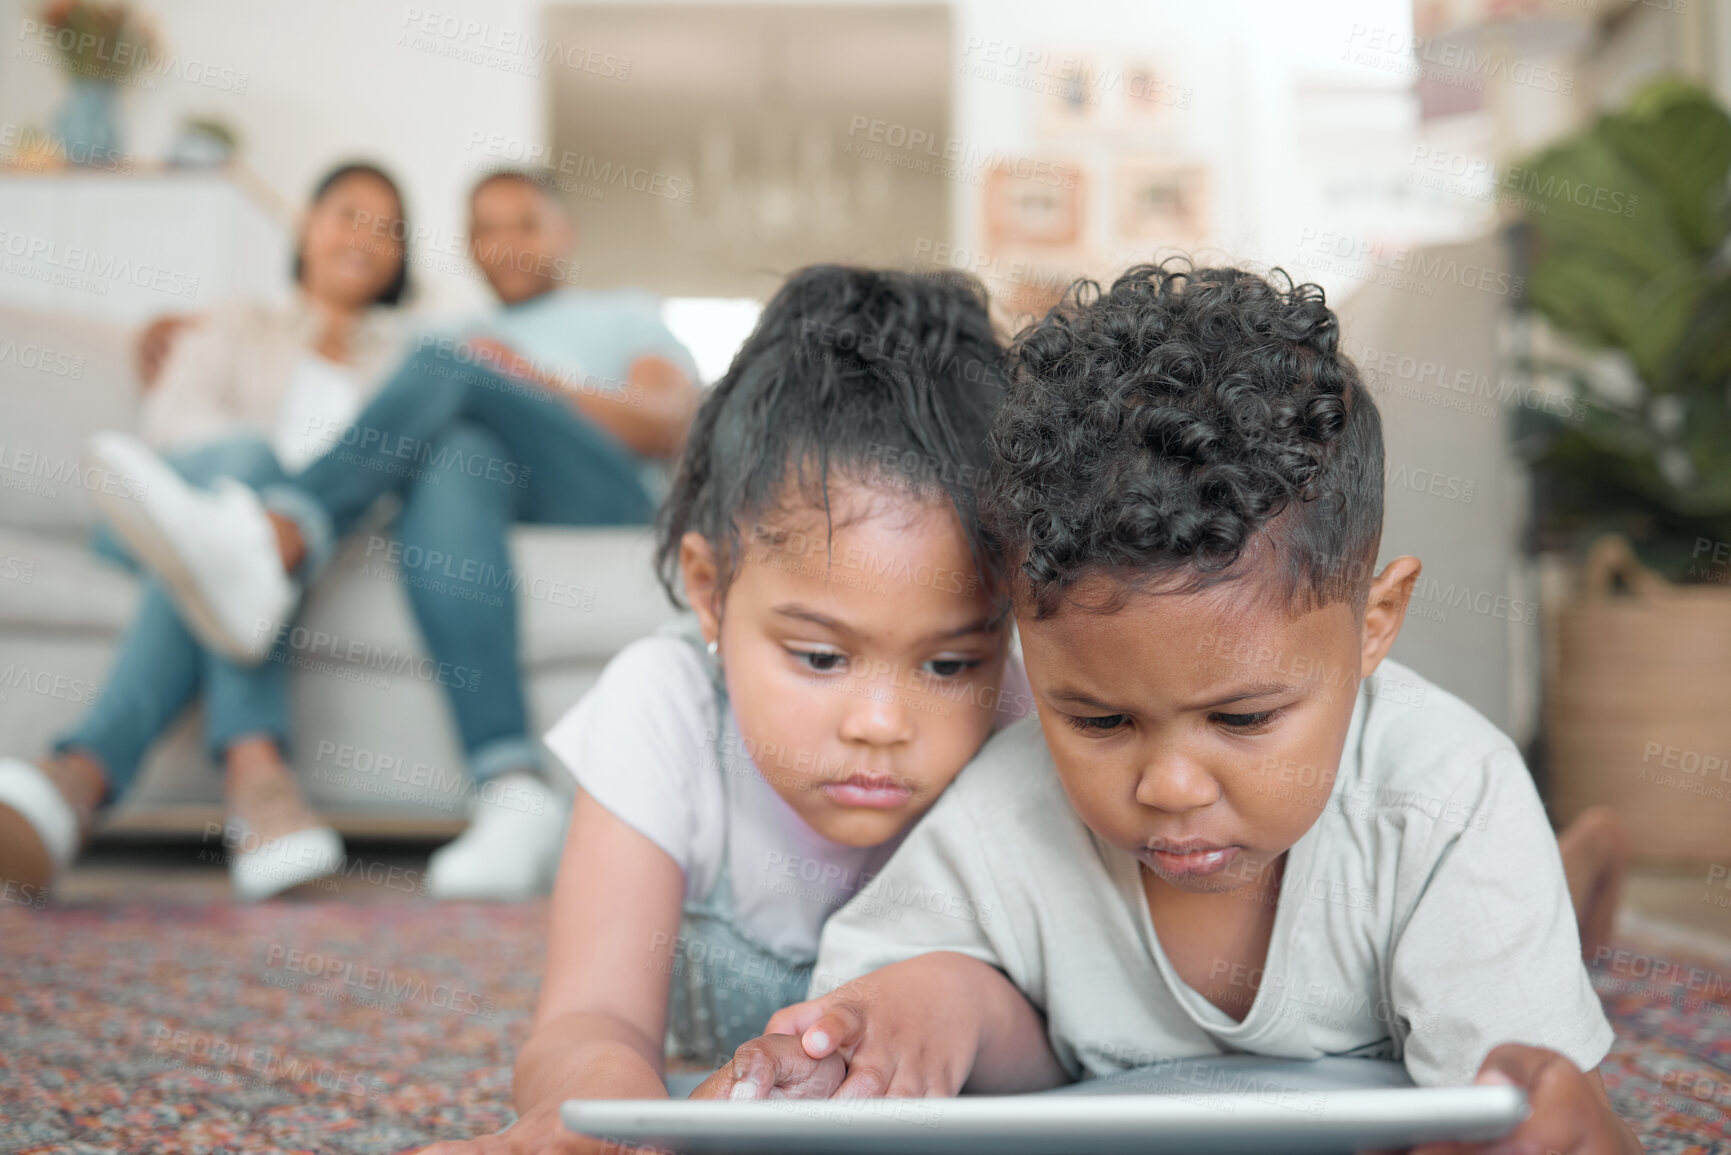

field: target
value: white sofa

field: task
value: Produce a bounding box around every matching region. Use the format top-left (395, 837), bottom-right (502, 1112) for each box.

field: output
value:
top-left (0, 304), bottom-right (673, 833)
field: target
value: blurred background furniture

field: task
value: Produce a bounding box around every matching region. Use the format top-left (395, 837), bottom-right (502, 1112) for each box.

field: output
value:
top-left (0, 168), bottom-right (285, 322)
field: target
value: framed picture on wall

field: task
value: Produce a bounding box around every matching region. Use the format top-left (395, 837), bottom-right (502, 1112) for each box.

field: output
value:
top-left (984, 160), bottom-right (1087, 247)
top-left (1120, 59), bottom-right (1192, 121)
top-left (1037, 51), bottom-right (1107, 135)
top-left (1114, 162), bottom-right (1209, 247)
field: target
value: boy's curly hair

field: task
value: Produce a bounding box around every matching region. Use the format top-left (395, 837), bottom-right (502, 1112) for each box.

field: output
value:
top-left (656, 264), bottom-right (1009, 605)
top-left (984, 260), bottom-right (1383, 619)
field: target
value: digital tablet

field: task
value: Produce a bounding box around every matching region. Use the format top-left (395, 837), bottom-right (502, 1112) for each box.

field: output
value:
top-left (564, 1075), bottom-right (1526, 1155)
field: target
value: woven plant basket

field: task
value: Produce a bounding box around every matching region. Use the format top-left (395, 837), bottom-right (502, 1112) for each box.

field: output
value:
top-left (1545, 535), bottom-right (1731, 861)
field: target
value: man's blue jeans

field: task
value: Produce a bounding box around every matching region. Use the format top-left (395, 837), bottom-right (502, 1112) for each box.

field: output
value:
top-left (58, 437), bottom-right (294, 798)
top-left (263, 345), bottom-right (655, 783)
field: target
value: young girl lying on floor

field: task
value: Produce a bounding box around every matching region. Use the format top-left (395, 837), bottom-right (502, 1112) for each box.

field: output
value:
top-left (419, 265), bottom-right (1028, 1154)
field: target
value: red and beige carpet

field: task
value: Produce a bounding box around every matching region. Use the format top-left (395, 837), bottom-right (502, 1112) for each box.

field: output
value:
top-left (2, 900), bottom-right (1728, 1154)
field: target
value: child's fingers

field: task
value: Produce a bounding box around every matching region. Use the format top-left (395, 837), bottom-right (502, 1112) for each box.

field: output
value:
top-left (724, 1034), bottom-right (841, 1100)
top-left (685, 1067), bottom-right (737, 1100)
top-left (830, 1058), bottom-right (893, 1101)
top-left (1474, 1045), bottom-right (1600, 1155)
top-left (724, 1036), bottom-right (790, 1100)
top-left (1474, 1042), bottom-right (1551, 1089)
top-left (764, 998), bottom-right (827, 1038)
top-left (767, 1049), bottom-right (848, 1100)
top-left (800, 1002), bottom-right (867, 1059)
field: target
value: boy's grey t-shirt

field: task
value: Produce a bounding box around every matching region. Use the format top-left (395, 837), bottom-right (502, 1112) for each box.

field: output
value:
top-left (812, 659), bottom-right (1613, 1087)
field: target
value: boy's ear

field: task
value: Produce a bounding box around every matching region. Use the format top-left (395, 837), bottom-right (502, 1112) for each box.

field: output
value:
top-left (679, 532), bottom-right (724, 647)
top-left (1360, 555), bottom-right (1422, 677)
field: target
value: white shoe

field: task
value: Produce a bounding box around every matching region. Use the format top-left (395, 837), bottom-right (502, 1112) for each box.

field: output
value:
top-left (224, 818), bottom-right (346, 902)
top-left (427, 772), bottom-right (569, 900)
top-left (0, 757), bottom-right (82, 896)
top-left (84, 431), bottom-right (297, 665)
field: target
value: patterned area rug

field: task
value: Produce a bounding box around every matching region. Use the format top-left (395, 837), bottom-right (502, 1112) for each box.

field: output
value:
top-left (2, 900), bottom-right (1729, 1154)
top-left (1591, 915), bottom-right (1731, 1154)
top-left (1, 901), bottom-right (540, 1155)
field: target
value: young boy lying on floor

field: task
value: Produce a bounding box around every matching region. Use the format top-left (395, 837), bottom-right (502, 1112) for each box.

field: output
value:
top-left (698, 263), bottom-right (1639, 1154)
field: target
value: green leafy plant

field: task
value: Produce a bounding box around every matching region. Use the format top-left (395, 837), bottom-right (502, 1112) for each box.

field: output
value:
top-left (1515, 77), bottom-right (1731, 581)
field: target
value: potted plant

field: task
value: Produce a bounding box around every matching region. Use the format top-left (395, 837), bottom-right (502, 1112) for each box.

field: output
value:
top-left (1513, 77), bottom-right (1731, 859)
top-left (38, 0), bottom-right (159, 165)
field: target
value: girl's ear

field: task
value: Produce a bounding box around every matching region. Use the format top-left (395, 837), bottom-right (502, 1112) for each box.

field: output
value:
top-left (679, 532), bottom-right (724, 646)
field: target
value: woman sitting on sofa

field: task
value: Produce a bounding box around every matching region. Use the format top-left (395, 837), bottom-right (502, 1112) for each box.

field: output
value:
top-left (0, 160), bottom-right (413, 901)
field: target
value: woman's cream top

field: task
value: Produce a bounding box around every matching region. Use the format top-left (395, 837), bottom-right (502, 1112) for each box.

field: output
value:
top-left (138, 295), bottom-right (406, 452)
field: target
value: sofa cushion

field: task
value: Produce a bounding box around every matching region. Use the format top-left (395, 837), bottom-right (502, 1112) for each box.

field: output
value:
top-left (0, 306), bottom-right (138, 532)
top-left (300, 524), bottom-right (673, 668)
top-left (0, 525), bottom-right (140, 634)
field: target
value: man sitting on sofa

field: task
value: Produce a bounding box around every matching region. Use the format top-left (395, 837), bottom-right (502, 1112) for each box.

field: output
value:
top-left (8, 169), bottom-right (699, 902)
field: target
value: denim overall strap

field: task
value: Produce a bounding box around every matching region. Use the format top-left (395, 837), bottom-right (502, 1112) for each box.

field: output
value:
top-left (658, 616), bottom-right (817, 1068)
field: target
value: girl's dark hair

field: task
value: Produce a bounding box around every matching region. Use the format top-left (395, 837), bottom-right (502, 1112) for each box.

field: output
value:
top-left (655, 264), bottom-right (1009, 606)
top-left (291, 161), bottom-right (411, 307)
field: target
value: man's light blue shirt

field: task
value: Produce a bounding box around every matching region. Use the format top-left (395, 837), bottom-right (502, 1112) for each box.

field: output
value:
top-left (474, 286), bottom-right (698, 396)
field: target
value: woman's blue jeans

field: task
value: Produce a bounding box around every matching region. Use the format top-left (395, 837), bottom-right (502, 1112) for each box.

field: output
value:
top-left (57, 437), bottom-right (294, 798)
top-left (261, 344), bottom-right (655, 783)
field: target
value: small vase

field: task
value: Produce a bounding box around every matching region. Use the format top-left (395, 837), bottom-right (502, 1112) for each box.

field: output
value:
top-left (53, 77), bottom-right (123, 167)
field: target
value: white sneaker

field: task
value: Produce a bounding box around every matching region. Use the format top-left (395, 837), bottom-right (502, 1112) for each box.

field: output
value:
top-left (0, 757), bottom-right (82, 897)
top-left (84, 431), bottom-right (297, 665)
top-left (224, 818), bottom-right (346, 902)
top-left (427, 772), bottom-right (570, 900)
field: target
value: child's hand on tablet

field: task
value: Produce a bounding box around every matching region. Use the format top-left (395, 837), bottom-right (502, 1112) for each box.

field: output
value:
top-left (760, 954), bottom-right (1065, 1098)
top-left (1408, 1044), bottom-right (1639, 1155)
top-left (689, 1033), bottom-right (847, 1100)
top-left (762, 961), bottom-right (973, 1098)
